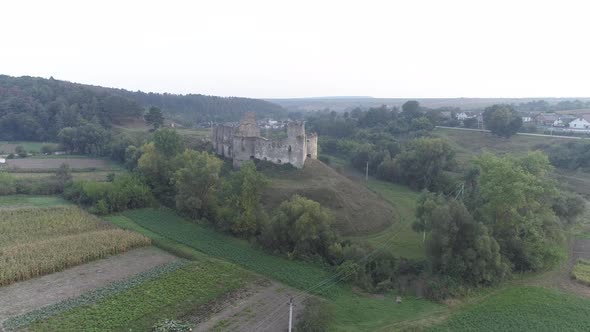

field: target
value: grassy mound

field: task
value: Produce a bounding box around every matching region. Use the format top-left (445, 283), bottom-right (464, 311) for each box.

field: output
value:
top-left (261, 159), bottom-right (395, 236)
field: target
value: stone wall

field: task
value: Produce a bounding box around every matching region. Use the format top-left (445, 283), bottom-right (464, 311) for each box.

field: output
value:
top-left (211, 114), bottom-right (317, 169)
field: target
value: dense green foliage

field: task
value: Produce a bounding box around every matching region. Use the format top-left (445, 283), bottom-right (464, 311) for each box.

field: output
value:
top-left (64, 174), bottom-right (154, 214)
top-left (0, 170), bottom-right (69, 195)
top-left (296, 298), bottom-right (334, 332)
top-left (115, 89), bottom-right (286, 125)
top-left (0, 75), bottom-right (142, 141)
top-left (428, 286), bottom-right (590, 331)
top-left (28, 261), bottom-right (250, 332)
top-left (144, 106), bottom-right (164, 130)
top-left (482, 104), bottom-right (523, 138)
top-left (546, 140), bottom-right (590, 170)
top-left (260, 194), bottom-right (337, 259)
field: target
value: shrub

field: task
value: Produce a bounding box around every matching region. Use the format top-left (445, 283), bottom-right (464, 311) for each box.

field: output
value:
top-left (0, 172), bottom-right (17, 195)
top-left (295, 297), bottom-right (334, 332)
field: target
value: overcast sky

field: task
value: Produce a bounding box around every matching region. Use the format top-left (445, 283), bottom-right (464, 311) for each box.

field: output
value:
top-left (1, 0), bottom-right (589, 99)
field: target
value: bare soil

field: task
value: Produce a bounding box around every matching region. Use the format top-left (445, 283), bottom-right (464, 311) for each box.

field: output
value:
top-left (189, 280), bottom-right (306, 332)
top-left (0, 247), bottom-right (176, 327)
top-left (6, 158), bottom-right (111, 170)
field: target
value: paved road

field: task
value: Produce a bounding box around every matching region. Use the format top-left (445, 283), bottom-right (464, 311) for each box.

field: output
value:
top-left (436, 126), bottom-right (582, 139)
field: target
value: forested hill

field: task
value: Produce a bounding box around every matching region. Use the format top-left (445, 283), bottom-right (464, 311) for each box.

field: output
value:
top-left (0, 75), bottom-right (143, 141)
top-left (0, 75), bottom-right (286, 141)
top-left (115, 91), bottom-right (286, 125)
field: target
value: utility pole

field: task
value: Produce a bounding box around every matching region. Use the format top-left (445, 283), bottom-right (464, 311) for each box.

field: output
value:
top-left (288, 297), bottom-right (294, 332)
top-left (365, 160), bottom-right (369, 182)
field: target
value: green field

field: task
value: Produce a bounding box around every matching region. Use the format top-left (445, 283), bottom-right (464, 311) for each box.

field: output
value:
top-left (0, 141), bottom-right (59, 154)
top-left (29, 261), bottom-right (251, 331)
top-left (113, 208), bottom-right (447, 331)
top-left (428, 286), bottom-right (590, 331)
top-left (0, 195), bottom-right (70, 208)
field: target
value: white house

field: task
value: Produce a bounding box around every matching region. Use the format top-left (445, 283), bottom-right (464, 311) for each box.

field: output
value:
top-left (568, 117), bottom-right (590, 129)
top-left (456, 112), bottom-right (476, 120)
top-left (0, 157), bottom-right (6, 164)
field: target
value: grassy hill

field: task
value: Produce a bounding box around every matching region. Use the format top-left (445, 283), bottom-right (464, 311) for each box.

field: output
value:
top-left (261, 159), bottom-right (395, 236)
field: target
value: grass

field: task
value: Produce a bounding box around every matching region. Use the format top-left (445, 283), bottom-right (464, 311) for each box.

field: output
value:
top-left (0, 206), bottom-right (149, 286)
top-left (572, 259), bottom-right (590, 286)
top-left (360, 179), bottom-right (424, 259)
top-left (8, 170), bottom-right (125, 181)
top-left (0, 195), bottom-right (70, 208)
top-left (0, 141), bottom-right (59, 154)
top-left (428, 286), bottom-right (590, 331)
top-left (118, 208), bottom-right (336, 295)
top-left (116, 208), bottom-right (446, 331)
top-left (28, 261), bottom-right (252, 332)
top-left (433, 127), bottom-right (572, 168)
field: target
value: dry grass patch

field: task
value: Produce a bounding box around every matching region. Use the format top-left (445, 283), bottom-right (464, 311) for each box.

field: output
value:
top-left (0, 206), bottom-right (149, 286)
top-left (572, 259), bottom-right (590, 286)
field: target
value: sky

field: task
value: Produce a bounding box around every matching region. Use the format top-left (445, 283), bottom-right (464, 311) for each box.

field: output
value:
top-left (1, 0), bottom-right (589, 99)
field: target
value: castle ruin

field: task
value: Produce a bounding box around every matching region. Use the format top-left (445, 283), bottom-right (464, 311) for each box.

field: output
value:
top-left (211, 112), bottom-right (318, 168)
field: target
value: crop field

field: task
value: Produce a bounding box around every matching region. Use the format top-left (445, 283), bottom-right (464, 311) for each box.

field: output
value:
top-left (572, 259), bottom-right (590, 286)
top-left (0, 141), bottom-right (59, 154)
top-left (27, 261), bottom-right (251, 332)
top-left (433, 127), bottom-right (571, 167)
top-left (0, 206), bottom-right (149, 286)
top-left (8, 170), bottom-right (124, 181)
top-left (115, 208), bottom-right (448, 331)
top-left (5, 158), bottom-right (114, 171)
top-left (115, 208), bottom-right (336, 295)
top-left (0, 195), bottom-right (70, 208)
top-left (428, 286), bottom-right (590, 331)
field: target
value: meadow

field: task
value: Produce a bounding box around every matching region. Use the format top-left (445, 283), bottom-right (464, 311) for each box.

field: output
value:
top-left (0, 141), bottom-right (59, 154)
top-left (0, 206), bottom-right (149, 286)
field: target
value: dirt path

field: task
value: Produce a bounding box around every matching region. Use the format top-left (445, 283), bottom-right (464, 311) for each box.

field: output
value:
top-left (189, 280), bottom-right (306, 332)
top-left (527, 237), bottom-right (590, 297)
top-left (0, 246), bottom-right (176, 328)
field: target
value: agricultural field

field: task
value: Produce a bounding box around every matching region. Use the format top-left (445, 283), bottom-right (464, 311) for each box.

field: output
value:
top-left (0, 141), bottom-right (59, 154)
top-left (0, 195), bottom-right (70, 208)
top-left (433, 127), bottom-right (572, 167)
top-left (572, 259), bottom-right (590, 286)
top-left (9, 171), bottom-right (122, 182)
top-left (24, 261), bottom-right (252, 332)
top-left (4, 158), bottom-right (115, 171)
top-left (115, 208), bottom-right (448, 331)
top-left (428, 286), bottom-right (590, 331)
top-left (0, 206), bottom-right (149, 286)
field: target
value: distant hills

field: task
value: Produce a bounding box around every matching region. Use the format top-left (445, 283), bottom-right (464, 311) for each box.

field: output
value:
top-left (268, 97), bottom-right (590, 112)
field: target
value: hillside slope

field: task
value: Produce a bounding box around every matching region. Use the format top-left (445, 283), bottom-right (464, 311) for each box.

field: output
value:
top-left (262, 159), bottom-right (395, 236)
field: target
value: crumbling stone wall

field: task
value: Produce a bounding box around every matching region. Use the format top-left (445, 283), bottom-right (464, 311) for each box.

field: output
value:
top-left (210, 113), bottom-right (317, 169)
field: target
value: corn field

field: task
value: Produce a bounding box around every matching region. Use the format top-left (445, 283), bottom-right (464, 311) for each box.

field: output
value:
top-left (0, 206), bottom-right (150, 286)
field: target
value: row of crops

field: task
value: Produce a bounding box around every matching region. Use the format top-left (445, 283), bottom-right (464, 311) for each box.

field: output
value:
top-left (0, 206), bottom-right (150, 286)
top-left (119, 208), bottom-right (344, 296)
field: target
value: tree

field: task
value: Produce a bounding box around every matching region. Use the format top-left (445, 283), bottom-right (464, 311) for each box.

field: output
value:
top-left (386, 137), bottom-right (455, 190)
top-left (424, 197), bottom-right (510, 285)
top-left (260, 195), bottom-right (337, 259)
top-left (220, 161), bottom-right (268, 236)
top-left (153, 128), bottom-right (183, 157)
top-left (174, 150), bottom-right (223, 219)
top-left (401, 100), bottom-right (421, 120)
top-left (55, 163), bottom-right (72, 185)
top-left (144, 106), bottom-right (164, 130)
top-left (482, 104), bottom-right (522, 138)
top-left (474, 152), bottom-right (562, 271)
top-left (14, 145), bottom-right (27, 158)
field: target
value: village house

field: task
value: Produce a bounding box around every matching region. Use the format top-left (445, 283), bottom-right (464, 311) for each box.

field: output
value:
top-left (534, 113), bottom-right (558, 126)
top-left (456, 111), bottom-right (476, 120)
top-left (568, 117), bottom-right (590, 129)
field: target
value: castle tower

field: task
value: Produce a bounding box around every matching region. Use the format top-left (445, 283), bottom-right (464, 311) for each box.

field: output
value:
top-left (287, 121), bottom-right (305, 138)
top-left (236, 112), bottom-right (261, 137)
